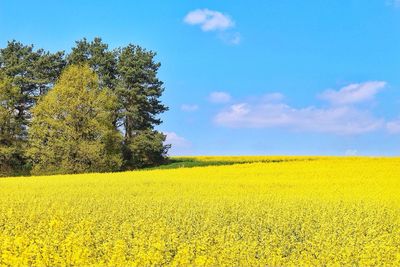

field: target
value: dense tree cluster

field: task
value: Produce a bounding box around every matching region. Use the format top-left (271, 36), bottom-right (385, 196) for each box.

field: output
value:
top-left (0, 38), bottom-right (170, 176)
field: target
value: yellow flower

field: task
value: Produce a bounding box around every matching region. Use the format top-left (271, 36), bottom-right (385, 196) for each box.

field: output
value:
top-left (1, 156), bottom-right (399, 266)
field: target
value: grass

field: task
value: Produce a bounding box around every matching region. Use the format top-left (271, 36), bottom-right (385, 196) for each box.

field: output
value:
top-left (150, 156), bottom-right (315, 170)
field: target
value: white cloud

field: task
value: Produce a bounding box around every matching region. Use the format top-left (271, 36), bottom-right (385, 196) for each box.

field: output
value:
top-left (214, 83), bottom-right (387, 135)
top-left (219, 32), bottom-right (241, 45)
top-left (181, 104), bottom-right (199, 112)
top-left (345, 149), bottom-right (358, 156)
top-left (184, 9), bottom-right (241, 45)
top-left (319, 81), bottom-right (386, 105)
top-left (229, 32), bottom-right (241, 45)
top-left (215, 102), bottom-right (383, 135)
top-left (164, 132), bottom-right (192, 156)
top-left (387, 120), bottom-right (400, 134)
top-left (164, 132), bottom-right (191, 148)
top-left (184, 9), bottom-right (234, 32)
top-left (209, 91), bottom-right (231, 103)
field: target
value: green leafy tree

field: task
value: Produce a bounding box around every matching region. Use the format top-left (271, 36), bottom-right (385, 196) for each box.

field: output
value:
top-left (67, 38), bottom-right (170, 168)
top-left (67, 38), bottom-right (120, 133)
top-left (1, 38), bottom-right (170, 175)
top-left (116, 45), bottom-right (169, 168)
top-left (0, 40), bottom-right (65, 174)
top-left (124, 130), bottom-right (170, 168)
top-left (0, 40), bottom-right (65, 123)
top-left (28, 65), bottom-right (122, 175)
top-left (0, 74), bottom-right (25, 175)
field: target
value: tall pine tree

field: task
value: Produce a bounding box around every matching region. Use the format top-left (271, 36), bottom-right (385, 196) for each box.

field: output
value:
top-left (116, 45), bottom-right (169, 168)
top-left (0, 73), bottom-right (24, 175)
top-left (67, 38), bottom-right (117, 90)
top-left (68, 38), bottom-right (170, 168)
top-left (0, 41), bottom-right (65, 175)
top-left (0, 38), bottom-right (170, 175)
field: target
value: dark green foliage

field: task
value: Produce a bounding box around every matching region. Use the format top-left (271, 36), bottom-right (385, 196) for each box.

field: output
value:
top-left (0, 41), bottom-right (65, 121)
top-left (123, 130), bottom-right (170, 168)
top-left (0, 38), bottom-right (170, 176)
top-left (116, 45), bottom-right (169, 168)
top-left (67, 38), bottom-right (117, 90)
top-left (116, 45), bottom-right (168, 133)
top-left (0, 41), bottom-right (65, 176)
top-left (0, 74), bottom-right (25, 175)
top-left (68, 38), bottom-right (170, 169)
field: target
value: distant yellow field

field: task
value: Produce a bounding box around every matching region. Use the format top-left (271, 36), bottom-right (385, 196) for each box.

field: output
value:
top-left (1, 157), bottom-right (400, 266)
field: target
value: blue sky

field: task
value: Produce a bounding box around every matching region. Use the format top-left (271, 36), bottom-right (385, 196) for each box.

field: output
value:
top-left (1, 0), bottom-right (400, 155)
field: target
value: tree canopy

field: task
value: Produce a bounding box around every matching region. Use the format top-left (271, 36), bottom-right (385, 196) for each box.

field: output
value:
top-left (0, 74), bottom-right (24, 175)
top-left (0, 38), bottom-right (170, 176)
top-left (0, 41), bottom-right (65, 175)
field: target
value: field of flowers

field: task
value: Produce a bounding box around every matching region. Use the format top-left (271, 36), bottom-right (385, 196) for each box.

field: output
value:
top-left (1, 156), bottom-right (400, 266)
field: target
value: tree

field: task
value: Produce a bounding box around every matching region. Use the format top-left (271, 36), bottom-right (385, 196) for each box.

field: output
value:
top-left (124, 130), bottom-right (170, 168)
top-left (67, 38), bottom-right (170, 168)
top-left (0, 40), bottom-right (65, 174)
top-left (116, 45), bottom-right (168, 133)
top-left (0, 38), bottom-right (170, 175)
top-left (116, 45), bottom-right (169, 168)
top-left (68, 38), bottom-right (117, 89)
top-left (28, 65), bottom-right (122, 175)
top-left (0, 74), bottom-right (25, 175)
top-left (67, 38), bottom-right (120, 134)
top-left (0, 40), bottom-right (65, 123)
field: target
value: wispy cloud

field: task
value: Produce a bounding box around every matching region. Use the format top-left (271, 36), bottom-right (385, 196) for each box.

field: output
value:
top-left (345, 149), bottom-right (358, 156)
top-left (387, 0), bottom-right (400, 8)
top-left (184, 9), bottom-right (241, 45)
top-left (319, 81), bottom-right (386, 105)
top-left (181, 104), bottom-right (199, 112)
top-left (218, 32), bottom-right (241, 45)
top-left (184, 9), bottom-right (234, 31)
top-left (215, 102), bottom-right (383, 135)
top-left (164, 132), bottom-right (191, 148)
top-left (214, 82), bottom-right (388, 135)
top-left (164, 132), bottom-right (192, 155)
top-left (209, 91), bottom-right (232, 103)
top-left (386, 120), bottom-right (400, 134)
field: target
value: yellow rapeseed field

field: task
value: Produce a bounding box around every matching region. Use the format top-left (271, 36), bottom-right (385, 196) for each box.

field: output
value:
top-left (1, 156), bottom-right (400, 266)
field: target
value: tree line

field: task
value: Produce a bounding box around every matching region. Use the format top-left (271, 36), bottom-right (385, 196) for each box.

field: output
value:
top-left (0, 38), bottom-right (170, 176)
